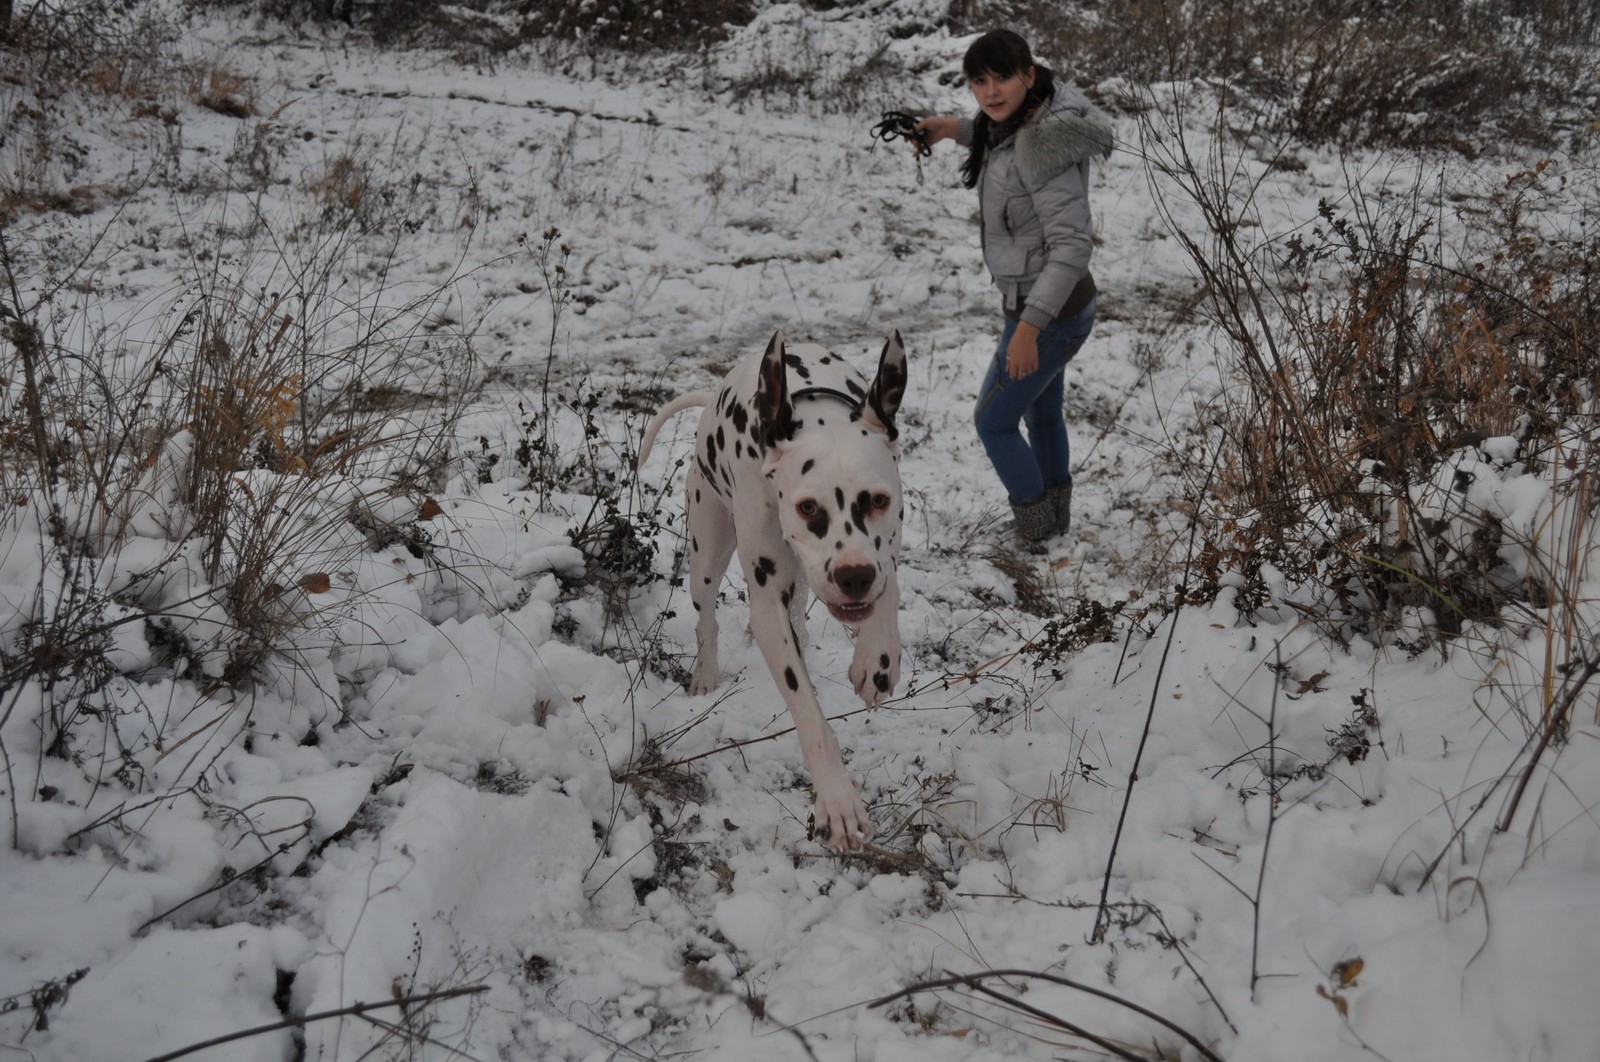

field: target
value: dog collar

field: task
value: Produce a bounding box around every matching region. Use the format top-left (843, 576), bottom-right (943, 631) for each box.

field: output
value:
top-left (790, 386), bottom-right (862, 410)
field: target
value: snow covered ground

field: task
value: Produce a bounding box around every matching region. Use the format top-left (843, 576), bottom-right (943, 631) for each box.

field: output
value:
top-left (2, 5), bottom-right (1597, 1061)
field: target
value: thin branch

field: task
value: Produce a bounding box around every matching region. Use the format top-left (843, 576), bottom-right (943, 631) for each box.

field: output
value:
top-left (0, 730), bottom-right (17, 851)
top-left (620, 706), bottom-right (867, 776)
top-left (949, 891), bottom-right (1237, 1034)
top-left (1497, 652), bottom-right (1600, 833)
top-left (1413, 722), bottom-right (1542, 890)
top-left (1251, 644), bottom-right (1284, 1001)
top-left (356, 1011), bottom-right (489, 1061)
top-left (962, 980), bottom-right (1148, 1062)
top-left (1147, 905), bottom-right (1238, 1035)
top-left (1093, 444), bottom-right (1221, 943)
top-left (869, 968), bottom-right (1225, 1062)
top-left (135, 844), bottom-right (285, 934)
top-left (139, 984), bottom-right (489, 1062)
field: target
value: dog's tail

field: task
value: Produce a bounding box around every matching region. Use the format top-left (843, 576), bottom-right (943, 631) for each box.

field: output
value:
top-left (636, 392), bottom-right (715, 470)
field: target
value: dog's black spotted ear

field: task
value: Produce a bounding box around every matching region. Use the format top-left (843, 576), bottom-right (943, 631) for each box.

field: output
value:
top-left (756, 330), bottom-right (794, 449)
top-left (864, 330), bottom-right (907, 440)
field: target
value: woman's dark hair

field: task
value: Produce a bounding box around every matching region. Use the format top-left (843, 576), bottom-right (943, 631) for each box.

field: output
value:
top-left (960, 29), bottom-right (1056, 189)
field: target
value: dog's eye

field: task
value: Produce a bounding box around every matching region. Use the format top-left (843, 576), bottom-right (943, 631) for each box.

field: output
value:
top-left (796, 499), bottom-right (820, 518)
top-left (871, 492), bottom-right (892, 511)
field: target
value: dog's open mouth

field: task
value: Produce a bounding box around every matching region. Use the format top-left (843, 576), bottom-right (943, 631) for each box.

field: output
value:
top-left (826, 601), bottom-right (875, 624)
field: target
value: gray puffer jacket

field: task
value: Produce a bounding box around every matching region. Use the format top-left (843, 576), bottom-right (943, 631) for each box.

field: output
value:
top-left (956, 85), bottom-right (1113, 330)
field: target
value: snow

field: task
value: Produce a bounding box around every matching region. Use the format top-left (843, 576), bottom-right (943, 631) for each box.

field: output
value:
top-left (1, 3), bottom-right (1597, 1061)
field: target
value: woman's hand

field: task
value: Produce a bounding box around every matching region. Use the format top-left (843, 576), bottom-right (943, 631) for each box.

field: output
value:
top-left (1006, 322), bottom-right (1041, 379)
top-left (913, 116), bottom-right (960, 150)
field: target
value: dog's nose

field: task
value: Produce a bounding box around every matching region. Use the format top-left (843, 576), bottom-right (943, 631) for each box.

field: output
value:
top-left (833, 564), bottom-right (876, 600)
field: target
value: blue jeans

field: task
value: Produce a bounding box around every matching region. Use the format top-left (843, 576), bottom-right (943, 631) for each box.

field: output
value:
top-left (974, 298), bottom-right (1096, 505)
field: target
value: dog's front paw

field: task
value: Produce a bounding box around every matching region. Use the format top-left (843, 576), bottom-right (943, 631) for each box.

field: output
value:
top-left (687, 660), bottom-right (721, 695)
top-left (850, 644), bottom-right (901, 708)
top-left (810, 769), bottom-right (872, 853)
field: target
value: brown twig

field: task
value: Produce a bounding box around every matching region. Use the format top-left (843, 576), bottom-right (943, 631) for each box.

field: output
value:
top-left (869, 968), bottom-right (1225, 1062)
top-left (139, 984), bottom-right (489, 1062)
top-left (624, 667), bottom-right (1035, 780)
top-left (1093, 441), bottom-right (1222, 943)
top-left (357, 1010), bottom-right (490, 1061)
top-left (1250, 643), bottom-right (1283, 1001)
top-left (135, 848), bottom-right (280, 935)
top-left (621, 705), bottom-right (870, 776)
top-left (1496, 652), bottom-right (1600, 833)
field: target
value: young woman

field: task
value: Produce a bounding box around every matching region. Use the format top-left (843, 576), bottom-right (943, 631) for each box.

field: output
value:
top-left (916, 30), bottom-right (1112, 546)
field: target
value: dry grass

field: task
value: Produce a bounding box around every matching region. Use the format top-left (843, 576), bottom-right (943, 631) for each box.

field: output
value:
top-left (1, 157), bottom-right (488, 778)
top-left (306, 153), bottom-right (371, 216)
top-left (0, 5), bottom-right (259, 220)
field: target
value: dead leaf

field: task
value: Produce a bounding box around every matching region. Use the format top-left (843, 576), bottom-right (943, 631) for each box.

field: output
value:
top-left (419, 497), bottom-right (444, 520)
top-left (299, 573), bottom-right (332, 594)
top-left (1333, 957), bottom-right (1364, 987)
top-left (1297, 669), bottom-right (1331, 694)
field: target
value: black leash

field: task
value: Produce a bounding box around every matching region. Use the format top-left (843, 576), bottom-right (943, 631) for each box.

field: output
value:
top-left (869, 110), bottom-right (931, 157)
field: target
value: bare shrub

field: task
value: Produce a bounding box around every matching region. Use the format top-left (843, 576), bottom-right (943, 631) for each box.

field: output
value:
top-left (2, 2), bottom-right (180, 85)
top-left (1135, 76), bottom-right (1599, 652)
top-left (185, 0), bottom-right (500, 47)
top-left (529, 0), bottom-right (756, 51)
top-left (2, 2), bottom-right (252, 114)
top-left (0, 3), bottom-right (267, 220)
top-left (969, 0), bottom-right (1600, 152)
top-left (187, 0), bottom-right (759, 54)
top-left (0, 171), bottom-right (490, 824)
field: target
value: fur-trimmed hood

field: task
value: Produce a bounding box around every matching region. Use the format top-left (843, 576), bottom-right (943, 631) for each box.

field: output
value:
top-left (966, 82), bottom-right (1108, 329)
top-left (1014, 90), bottom-right (1114, 183)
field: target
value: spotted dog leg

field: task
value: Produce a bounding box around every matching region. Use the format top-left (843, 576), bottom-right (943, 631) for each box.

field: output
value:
top-left (848, 331), bottom-right (906, 707)
top-left (738, 528), bottom-right (871, 852)
top-left (848, 569), bottom-right (902, 708)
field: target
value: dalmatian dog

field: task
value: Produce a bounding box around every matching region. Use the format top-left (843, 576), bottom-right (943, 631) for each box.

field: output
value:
top-left (637, 330), bottom-right (908, 851)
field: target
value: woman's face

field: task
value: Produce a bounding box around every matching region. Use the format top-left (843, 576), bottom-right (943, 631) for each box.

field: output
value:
top-left (969, 66), bottom-right (1036, 123)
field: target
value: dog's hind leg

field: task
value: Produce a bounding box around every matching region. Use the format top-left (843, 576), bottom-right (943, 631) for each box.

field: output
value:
top-left (685, 463), bottom-right (736, 695)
